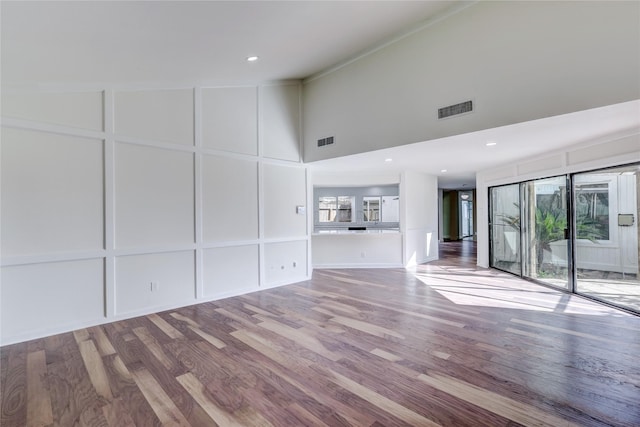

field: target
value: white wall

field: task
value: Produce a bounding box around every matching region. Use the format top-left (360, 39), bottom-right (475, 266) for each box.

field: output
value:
top-left (401, 171), bottom-right (439, 267)
top-left (476, 132), bottom-right (640, 268)
top-left (312, 233), bottom-right (403, 268)
top-left (303, 1), bottom-right (640, 163)
top-left (0, 83), bottom-right (309, 345)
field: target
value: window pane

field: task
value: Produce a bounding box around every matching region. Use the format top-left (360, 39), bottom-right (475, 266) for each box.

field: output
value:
top-left (336, 196), bottom-right (353, 222)
top-left (574, 165), bottom-right (640, 312)
top-left (490, 184), bottom-right (521, 276)
top-left (363, 196), bottom-right (380, 222)
top-left (521, 176), bottom-right (569, 289)
top-left (318, 196), bottom-right (336, 222)
top-left (575, 183), bottom-right (610, 240)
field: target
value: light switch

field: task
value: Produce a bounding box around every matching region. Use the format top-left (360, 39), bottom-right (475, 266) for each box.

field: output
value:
top-left (296, 206), bottom-right (306, 215)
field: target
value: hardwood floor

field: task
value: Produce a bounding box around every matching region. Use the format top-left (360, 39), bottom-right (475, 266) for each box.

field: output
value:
top-left (2, 242), bottom-right (640, 426)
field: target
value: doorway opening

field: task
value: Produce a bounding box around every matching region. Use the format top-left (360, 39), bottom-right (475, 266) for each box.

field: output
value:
top-left (442, 189), bottom-right (476, 242)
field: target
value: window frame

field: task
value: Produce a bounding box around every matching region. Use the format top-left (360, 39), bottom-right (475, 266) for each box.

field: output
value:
top-left (313, 185), bottom-right (400, 231)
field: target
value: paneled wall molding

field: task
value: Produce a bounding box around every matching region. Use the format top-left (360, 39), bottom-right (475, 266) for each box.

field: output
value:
top-left (1, 82), bottom-right (309, 345)
top-left (1, 117), bottom-right (106, 140)
top-left (262, 237), bottom-right (310, 245)
top-left (200, 146), bottom-right (260, 161)
top-left (103, 88), bottom-right (116, 317)
top-left (194, 86), bottom-right (205, 299)
top-left (0, 252), bottom-right (107, 268)
top-left (113, 137), bottom-right (197, 153)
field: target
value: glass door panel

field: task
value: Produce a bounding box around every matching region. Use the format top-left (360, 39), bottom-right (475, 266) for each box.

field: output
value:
top-left (574, 165), bottom-right (640, 311)
top-left (490, 184), bottom-right (521, 275)
top-left (521, 176), bottom-right (569, 289)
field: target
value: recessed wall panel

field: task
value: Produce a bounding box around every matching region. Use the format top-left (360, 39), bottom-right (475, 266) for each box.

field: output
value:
top-left (203, 245), bottom-right (259, 297)
top-left (1, 91), bottom-right (104, 130)
top-left (483, 166), bottom-right (516, 183)
top-left (1, 128), bottom-right (104, 257)
top-left (264, 240), bottom-right (308, 286)
top-left (263, 164), bottom-right (307, 239)
top-left (115, 251), bottom-right (195, 315)
top-left (202, 155), bottom-right (258, 242)
top-left (518, 156), bottom-right (562, 176)
top-left (115, 143), bottom-right (194, 249)
top-left (568, 134), bottom-right (640, 166)
top-left (114, 89), bottom-right (194, 145)
top-left (1, 259), bottom-right (104, 344)
top-left (202, 87), bottom-right (257, 155)
top-left (261, 84), bottom-right (300, 162)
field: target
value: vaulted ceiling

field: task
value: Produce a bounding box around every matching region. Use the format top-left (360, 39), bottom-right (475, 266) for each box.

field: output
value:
top-left (2, 1), bottom-right (638, 189)
top-left (1, 1), bottom-right (458, 86)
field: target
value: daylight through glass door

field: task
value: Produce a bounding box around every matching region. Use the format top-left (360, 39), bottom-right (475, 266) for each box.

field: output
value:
top-left (489, 163), bottom-right (640, 314)
top-left (521, 176), bottom-right (570, 289)
top-left (574, 165), bottom-right (640, 311)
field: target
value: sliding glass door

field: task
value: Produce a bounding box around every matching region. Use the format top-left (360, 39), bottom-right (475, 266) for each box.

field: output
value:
top-left (521, 176), bottom-right (570, 289)
top-left (489, 163), bottom-right (640, 314)
top-left (574, 165), bottom-right (639, 311)
top-left (489, 184), bottom-right (521, 276)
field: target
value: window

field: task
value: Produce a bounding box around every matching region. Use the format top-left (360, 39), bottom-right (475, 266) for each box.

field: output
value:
top-left (318, 196), bottom-right (354, 223)
top-left (314, 185), bottom-right (399, 230)
top-left (363, 196), bottom-right (380, 222)
top-left (575, 183), bottom-right (609, 240)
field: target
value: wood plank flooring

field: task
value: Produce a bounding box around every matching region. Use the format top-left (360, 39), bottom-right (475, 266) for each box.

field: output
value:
top-left (2, 241), bottom-right (640, 426)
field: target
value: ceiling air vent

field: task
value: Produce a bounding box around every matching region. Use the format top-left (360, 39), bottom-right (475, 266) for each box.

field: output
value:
top-left (438, 100), bottom-right (473, 119)
top-left (317, 136), bottom-right (334, 147)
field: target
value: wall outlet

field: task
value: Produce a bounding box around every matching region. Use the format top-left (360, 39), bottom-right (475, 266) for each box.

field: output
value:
top-left (360, 252), bottom-right (366, 258)
top-left (150, 281), bottom-right (159, 292)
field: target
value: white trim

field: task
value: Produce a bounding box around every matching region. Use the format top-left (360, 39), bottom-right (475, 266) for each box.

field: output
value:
top-left (1, 252), bottom-right (106, 268)
top-left (1, 117), bottom-right (104, 139)
top-left (114, 136), bottom-right (196, 153)
top-left (200, 147), bottom-right (259, 161)
top-left (104, 89), bottom-right (116, 317)
top-left (194, 86), bottom-right (204, 300)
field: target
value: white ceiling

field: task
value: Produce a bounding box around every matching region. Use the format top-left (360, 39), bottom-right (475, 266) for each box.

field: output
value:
top-left (0, 0), bottom-right (458, 86)
top-left (2, 1), bottom-right (638, 189)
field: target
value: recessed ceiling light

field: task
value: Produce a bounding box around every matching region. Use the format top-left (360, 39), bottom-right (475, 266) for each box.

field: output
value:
top-left (486, 141), bottom-right (497, 146)
top-left (441, 169), bottom-right (447, 173)
top-left (247, 56), bottom-right (259, 62)
top-left (385, 158), bottom-right (393, 162)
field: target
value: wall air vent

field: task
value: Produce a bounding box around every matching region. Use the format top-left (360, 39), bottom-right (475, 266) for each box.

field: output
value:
top-left (438, 100), bottom-right (473, 119)
top-left (317, 136), bottom-right (334, 147)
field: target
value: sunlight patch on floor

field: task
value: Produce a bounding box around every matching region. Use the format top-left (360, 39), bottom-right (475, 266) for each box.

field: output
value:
top-left (413, 273), bottom-right (629, 316)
